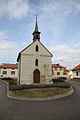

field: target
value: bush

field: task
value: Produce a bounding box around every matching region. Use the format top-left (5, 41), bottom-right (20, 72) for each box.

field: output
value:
top-left (1, 77), bottom-right (13, 80)
top-left (8, 80), bottom-right (17, 85)
top-left (1, 77), bottom-right (17, 85)
top-left (9, 83), bottom-right (70, 91)
top-left (58, 77), bottom-right (67, 80)
top-left (52, 78), bottom-right (65, 83)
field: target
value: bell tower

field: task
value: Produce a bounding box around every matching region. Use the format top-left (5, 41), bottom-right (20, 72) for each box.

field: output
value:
top-left (32, 17), bottom-right (41, 42)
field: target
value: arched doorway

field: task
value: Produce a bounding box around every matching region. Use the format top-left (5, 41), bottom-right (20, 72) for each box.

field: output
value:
top-left (33, 69), bottom-right (40, 83)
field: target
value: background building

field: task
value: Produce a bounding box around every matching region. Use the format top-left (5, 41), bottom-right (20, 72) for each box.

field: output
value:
top-left (0, 63), bottom-right (18, 79)
top-left (52, 64), bottom-right (70, 79)
top-left (72, 64), bottom-right (80, 79)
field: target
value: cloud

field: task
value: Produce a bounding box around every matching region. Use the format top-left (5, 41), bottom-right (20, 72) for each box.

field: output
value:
top-left (0, 30), bottom-right (19, 60)
top-left (36, 0), bottom-right (80, 44)
top-left (75, 42), bottom-right (80, 48)
top-left (0, 31), bottom-right (8, 39)
top-left (41, 0), bottom-right (80, 15)
top-left (0, 0), bottom-right (29, 19)
top-left (51, 44), bottom-right (80, 69)
top-left (51, 44), bottom-right (80, 55)
top-left (0, 40), bottom-right (18, 56)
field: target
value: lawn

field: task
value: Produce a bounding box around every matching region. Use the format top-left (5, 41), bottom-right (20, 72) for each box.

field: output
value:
top-left (72, 79), bottom-right (80, 83)
top-left (11, 87), bottom-right (70, 98)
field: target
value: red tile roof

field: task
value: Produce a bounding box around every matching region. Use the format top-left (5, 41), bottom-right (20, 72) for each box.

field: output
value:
top-left (52, 64), bottom-right (63, 68)
top-left (0, 64), bottom-right (18, 69)
top-left (52, 64), bottom-right (69, 72)
top-left (64, 68), bottom-right (69, 72)
top-left (72, 64), bottom-right (80, 71)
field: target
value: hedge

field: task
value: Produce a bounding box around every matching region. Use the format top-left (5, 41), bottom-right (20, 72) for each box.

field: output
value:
top-left (9, 83), bottom-right (70, 91)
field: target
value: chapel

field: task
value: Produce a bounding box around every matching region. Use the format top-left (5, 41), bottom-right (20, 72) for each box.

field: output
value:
top-left (17, 17), bottom-right (53, 85)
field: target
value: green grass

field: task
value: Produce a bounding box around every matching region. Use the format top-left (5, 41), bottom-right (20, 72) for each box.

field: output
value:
top-left (11, 87), bottom-right (70, 98)
top-left (72, 79), bottom-right (80, 83)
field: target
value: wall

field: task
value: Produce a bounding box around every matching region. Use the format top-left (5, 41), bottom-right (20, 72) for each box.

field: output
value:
top-left (18, 40), bottom-right (52, 84)
top-left (0, 68), bottom-right (18, 79)
top-left (52, 67), bottom-right (70, 79)
top-left (72, 70), bottom-right (80, 78)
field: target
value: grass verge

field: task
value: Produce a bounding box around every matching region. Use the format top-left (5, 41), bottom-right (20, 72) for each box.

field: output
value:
top-left (72, 79), bottom-right (80, 83)
top-left (11, 87), bottom-right (70, 98)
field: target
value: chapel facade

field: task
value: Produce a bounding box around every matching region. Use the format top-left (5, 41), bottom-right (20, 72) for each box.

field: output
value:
top-left (17, 18), bottom-right (53, 85)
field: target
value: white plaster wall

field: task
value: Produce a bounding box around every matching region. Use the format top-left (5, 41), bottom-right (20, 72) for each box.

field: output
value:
top-left (0, 68), bottom-right (18, 79)
top-left (52, 68), bottom-right (69, 79)
top-left (22, 40), bottom-right (51, 56)
top-left (72, 71), bottom-right (80, 78)
top-left (19, 40), bottom-right (52, 84)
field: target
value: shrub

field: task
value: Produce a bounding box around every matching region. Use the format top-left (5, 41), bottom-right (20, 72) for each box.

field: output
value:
top-left (9, 83), bottom-right (70, 91)
top-left (1, 77), bottom-right (13, 80)
top-left (1, 77), bottom-right (17, 85)
top-left (52, 78), bottom-right (65, 83)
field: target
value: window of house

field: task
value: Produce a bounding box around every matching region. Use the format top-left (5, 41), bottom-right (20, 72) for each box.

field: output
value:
top-left (63, 72), bottom-right (67, 75)
top-left (35, 59), bottom-right (38, 66)
top-left (11, 71), bottom-right (15, 75)
top-left (60, 68), bottom-right (62, 70)
top-left (54, 68), bottom-right (57, 70)
top-left (35, 45), bottom-right (39, 52)
top-left (57, 72), bottom-right (60, 75)
top-left (12, 68), bottom-right (14, 70)
top-left (4, 68), bottom-right (6, 69)
top-left (76, 71), bottom-right (78, 76)
top-left (52, 70), bottom-right (54, 75)
top-left (3, 71), bottom-right (7, 74)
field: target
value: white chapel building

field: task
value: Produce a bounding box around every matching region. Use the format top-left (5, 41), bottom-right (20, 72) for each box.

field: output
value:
top-left (17, 18), bottom-right (53, 85)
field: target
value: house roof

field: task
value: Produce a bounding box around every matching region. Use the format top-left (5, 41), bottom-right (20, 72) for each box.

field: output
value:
top-left (17, 40), bottom-right (53, 62)
top-left (52, 64), bottom-right (63, 68)
top-left (0, 64), bottom-right (18, 69)
top-left (72, 64), bottom-right (80, 71)
top-left (52, 64), bottom-right (69, 72)
top-left (64, 68), bottom-right (69, 72)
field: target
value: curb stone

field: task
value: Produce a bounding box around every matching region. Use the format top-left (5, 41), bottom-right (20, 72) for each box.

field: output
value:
top-left (2, 80), bottom-right (74, 101)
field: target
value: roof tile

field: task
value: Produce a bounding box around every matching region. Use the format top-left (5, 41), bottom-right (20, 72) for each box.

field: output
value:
top-left (0, 64), bottom-right (18, 69)
top-left (72, 64), bottom-right (80, 71)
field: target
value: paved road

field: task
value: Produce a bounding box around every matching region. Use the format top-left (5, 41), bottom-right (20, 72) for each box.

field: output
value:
top-left (0, 80), bottom-right (80, 120)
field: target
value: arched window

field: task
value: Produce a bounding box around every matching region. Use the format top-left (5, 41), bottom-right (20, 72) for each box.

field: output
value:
top-left (35, 59), bottom-right (38, 66)
top-left (35, 45), bottom-right (39, 52)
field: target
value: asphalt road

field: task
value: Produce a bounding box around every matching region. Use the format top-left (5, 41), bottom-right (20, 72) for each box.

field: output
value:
top-left (0, 80), bottom-right (80, 120)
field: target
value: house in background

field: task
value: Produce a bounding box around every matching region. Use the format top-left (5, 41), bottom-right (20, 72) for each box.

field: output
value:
top-left (0, 63), bottom-right (18, 79)
top-left (72, 64), bottom-right (80, 79)
top-left (52, 64), bottom-right (70, 79)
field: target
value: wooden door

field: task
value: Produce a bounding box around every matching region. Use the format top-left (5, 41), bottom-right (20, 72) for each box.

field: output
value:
top-left (33, 69), bottom-right (40, 83)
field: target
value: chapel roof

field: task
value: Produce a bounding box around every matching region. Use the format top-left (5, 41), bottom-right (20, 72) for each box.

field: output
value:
top-left (17, 18), bottom-right (53, 62)
top-left (17, 40), bottom-right (53, 62)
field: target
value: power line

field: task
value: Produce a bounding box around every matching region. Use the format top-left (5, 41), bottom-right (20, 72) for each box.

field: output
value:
top-left (54, 56), bottom-right (80, 63)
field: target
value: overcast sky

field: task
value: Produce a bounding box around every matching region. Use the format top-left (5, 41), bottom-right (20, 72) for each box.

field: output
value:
top-left (0, 0), bottom-right (80, 69)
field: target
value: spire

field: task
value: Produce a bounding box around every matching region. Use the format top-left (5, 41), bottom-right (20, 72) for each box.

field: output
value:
top-left (32, 16), bottom-right (41, 42)
top-left (35, 16), bottom-right (38, 32)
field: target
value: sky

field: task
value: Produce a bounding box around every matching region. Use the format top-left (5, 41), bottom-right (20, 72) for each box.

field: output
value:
top-left (0, 0), bottom-right (80, 69)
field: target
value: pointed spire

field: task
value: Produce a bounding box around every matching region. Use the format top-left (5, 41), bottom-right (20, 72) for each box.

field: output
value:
top-left (32, 16), bottom-right (41, 42)
top-left (35, 16), bottom-right (38, 32)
